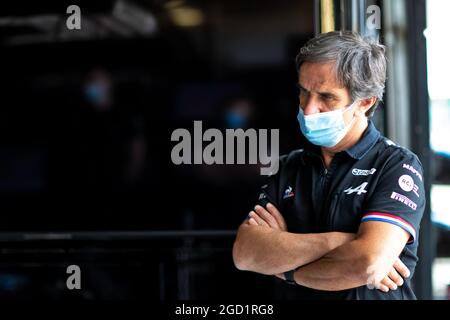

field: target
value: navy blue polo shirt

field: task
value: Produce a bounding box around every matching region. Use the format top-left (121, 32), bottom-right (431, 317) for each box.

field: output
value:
top-left (254, 121), bottom-right (425, 300)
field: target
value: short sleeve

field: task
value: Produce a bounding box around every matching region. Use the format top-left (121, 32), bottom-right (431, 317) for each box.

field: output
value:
top-left (361, 151), bottom-right (425, 244)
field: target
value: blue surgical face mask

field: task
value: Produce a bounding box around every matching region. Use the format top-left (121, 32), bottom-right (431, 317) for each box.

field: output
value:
top-left (297, 101), bottom-right (357, 148)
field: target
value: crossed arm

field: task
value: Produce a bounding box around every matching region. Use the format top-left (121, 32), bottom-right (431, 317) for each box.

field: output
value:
top-left (232, 203), bottom-right (410, 292)
top-left (232, 203), bottom-right (354, 275)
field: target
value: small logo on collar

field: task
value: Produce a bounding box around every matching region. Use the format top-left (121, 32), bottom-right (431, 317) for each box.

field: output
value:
top-left (283, 186), bottom-right (295, 199)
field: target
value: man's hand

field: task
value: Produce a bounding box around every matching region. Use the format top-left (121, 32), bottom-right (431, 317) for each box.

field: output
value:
top-left (247, 203), bottom-right (287, 231)
top-left (372, 258), bottom-right (410, 292)
top-left (245, 203), bottom-right (289, 280)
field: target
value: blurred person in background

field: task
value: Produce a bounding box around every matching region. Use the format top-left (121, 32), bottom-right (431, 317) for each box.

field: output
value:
top-left (75, 67), bottom-right (148, 192)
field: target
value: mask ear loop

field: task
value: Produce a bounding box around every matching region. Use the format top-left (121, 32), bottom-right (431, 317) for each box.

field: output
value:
top-left (341, 100), bottom-right (359, 133)
top-left (348, 99), bottom-right (370, 122)
top-left (343, 100), bottom-right (357, 113)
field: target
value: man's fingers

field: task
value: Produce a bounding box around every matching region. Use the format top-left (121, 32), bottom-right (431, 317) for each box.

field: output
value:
top-left (394, 258), bottom-right (410, 279)
top-left (248, 217), bottom-right (258, 226)
top-left (248, 211), bottom-right (269, 227)
top-left (266, 203), bottom-right (287, 231)
top-left (254, 205), bottom-right (279, 229)
top-left (388, 267), bottom-right (404, 286)
top-left (381, 276), bottom-right (398, 291)
top-left (377, 283), bottom-right (390, 293)
top-left (247, 203), bottom-right (287, 231)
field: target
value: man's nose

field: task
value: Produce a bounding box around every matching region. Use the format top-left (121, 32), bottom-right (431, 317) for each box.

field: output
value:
top-left (302, 98), bottom-right (321, 115)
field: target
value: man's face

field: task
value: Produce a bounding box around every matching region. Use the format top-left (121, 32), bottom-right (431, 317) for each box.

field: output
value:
top-left (298, 61), bottom-right (353, 115)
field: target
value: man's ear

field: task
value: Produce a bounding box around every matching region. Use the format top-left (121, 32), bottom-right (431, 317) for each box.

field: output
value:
top-left (357, 97), bottom-right (377, 115)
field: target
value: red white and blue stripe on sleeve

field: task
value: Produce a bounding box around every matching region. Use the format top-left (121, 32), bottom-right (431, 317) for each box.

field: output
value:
top-left (361, 212), bottom-right (416, 244)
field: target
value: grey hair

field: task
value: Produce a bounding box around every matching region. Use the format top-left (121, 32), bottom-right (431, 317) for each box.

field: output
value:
top-left (295, 31), bottom-right (387, 117)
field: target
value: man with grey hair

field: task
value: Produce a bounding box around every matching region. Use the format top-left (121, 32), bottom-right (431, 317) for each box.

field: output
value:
top-left (232, 31), bottom-right (425, 299)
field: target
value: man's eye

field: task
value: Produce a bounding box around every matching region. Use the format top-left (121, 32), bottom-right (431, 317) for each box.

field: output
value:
top-left (321, 95), bottom-right (333, 101)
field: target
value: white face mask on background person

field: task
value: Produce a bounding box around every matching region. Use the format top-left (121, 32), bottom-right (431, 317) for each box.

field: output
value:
top-left (297, 101), bottom-right (358, 148)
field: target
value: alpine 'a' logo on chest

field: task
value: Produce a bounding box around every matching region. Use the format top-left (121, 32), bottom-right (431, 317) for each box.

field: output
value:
top-left (343, 182), bottom-right (368, 195)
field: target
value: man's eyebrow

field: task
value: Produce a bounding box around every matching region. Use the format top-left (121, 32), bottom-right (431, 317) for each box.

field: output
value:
top-left (297, 83), bottom-right (340, 100)
top-left (318, 90), bottom-right (339, 99)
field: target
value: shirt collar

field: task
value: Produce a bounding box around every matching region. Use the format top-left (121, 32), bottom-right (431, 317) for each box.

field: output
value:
top-left (344, 120), bottom-right (380, 159)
